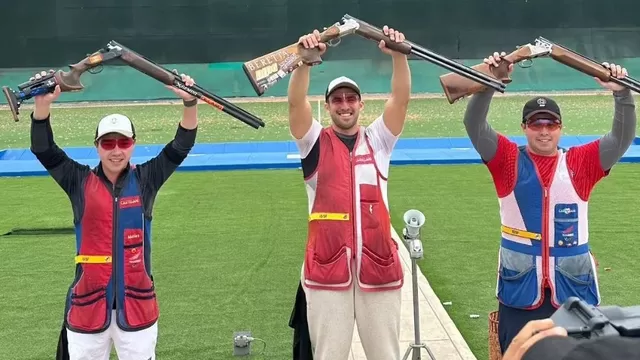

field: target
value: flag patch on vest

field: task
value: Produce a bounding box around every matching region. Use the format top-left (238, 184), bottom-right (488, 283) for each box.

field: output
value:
top-left (119, 196), bottom-right (141, 209)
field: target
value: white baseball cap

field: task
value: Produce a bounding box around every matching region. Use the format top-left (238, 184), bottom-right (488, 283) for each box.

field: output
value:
top-left (95, 114), bottom-right (136, 140)
top-left (325, 76), bottom-right (361, 101)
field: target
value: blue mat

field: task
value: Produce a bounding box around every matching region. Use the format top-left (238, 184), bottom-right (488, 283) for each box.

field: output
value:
top-left (2, 136), bottom-right (640, 177)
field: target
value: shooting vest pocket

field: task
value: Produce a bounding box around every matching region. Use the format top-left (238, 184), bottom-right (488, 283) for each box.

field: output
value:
top-left (306, 245), bottom-right (351, 285)
top-left (553, 253), bottom-right (598, 305)
top-left (67, 266), bottom-right (110, 332)
top-left (122, 227), bottom-right (158, 329)
top-left (360, 247), bottom-right (402, 286)
top-left (553, 203), bottom-right (579, 247)
top-left (304, 214), bottom-right (352, 285)
top-left (497, 247), bottom-right (539, 308)
top-left (123, 274), bottom-right (158, 329)
top-left (358, 183), bottom-right (402, 286)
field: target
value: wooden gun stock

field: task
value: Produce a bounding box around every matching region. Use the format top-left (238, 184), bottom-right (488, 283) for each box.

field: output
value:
top-left (1, 49), bottom-right (118, 122)
top-left (55, 51), bottom-right (112, 92)
top-left (537, 37), bottom-right (640, 93)
top-left (547, 47), bottom-right (610, 81)
top-left (439, 46), bottom-right (538, 104)
top-left (242, 24), bottom-right (346, 96)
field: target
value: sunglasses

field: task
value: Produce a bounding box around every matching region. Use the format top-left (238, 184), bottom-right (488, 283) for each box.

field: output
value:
top-left (98, 138), bottom-right (134, 150)
top-left (526, 119), bottom-right (561, 131)
top-left (329, 93), bottom-right (359, 105)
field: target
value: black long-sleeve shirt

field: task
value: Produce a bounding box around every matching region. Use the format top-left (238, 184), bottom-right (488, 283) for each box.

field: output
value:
top-left (30, 112), bottom-right (197, 223)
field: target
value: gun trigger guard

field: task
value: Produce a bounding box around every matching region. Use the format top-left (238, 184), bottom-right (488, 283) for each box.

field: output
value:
top-left (326, 38), bottom-right (341, 47)
top-left (88, 64), bottom-right (104, 74)
top-left (518, 59), bottom-right (533, 69)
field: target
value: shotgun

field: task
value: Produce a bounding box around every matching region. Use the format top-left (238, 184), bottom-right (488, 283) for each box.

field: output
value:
top-left (341, 14), bottom-right (506, 95)
top-left (439, 37), bottom-right (640, 104)
top-left (3, 41), bottom-right (266, 129)
top-left (242, 18), bottom-right (360, 96)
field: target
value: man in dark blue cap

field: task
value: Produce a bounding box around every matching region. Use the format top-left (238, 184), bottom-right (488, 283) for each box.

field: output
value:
top-left (462, 51), bottom-right (637, 355)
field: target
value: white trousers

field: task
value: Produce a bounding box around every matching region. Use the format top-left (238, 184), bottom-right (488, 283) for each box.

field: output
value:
top-left (66, 311), bottom-right (158, 360)
top-left (302, 272), bottom-right (402, 360)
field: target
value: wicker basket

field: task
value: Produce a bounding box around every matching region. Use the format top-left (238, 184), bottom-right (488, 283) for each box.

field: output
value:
top-left (489, 310), bottom-right (502, 360)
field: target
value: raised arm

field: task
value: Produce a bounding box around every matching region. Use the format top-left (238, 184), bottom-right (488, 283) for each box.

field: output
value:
top-left (380, 26), bottom-right (411, 137)
top-left (595, 63), bottom-right (637, 171)
top-left (29, 71), bottom-right (90, 197)
top-left (137, 73), bottom-right (199, 195)
top-left (463, 52), bottom-right (511, 162)
top-left (288, 31), bottom-right (326, 140)
top-left (463, 89), bottom-right (500, 162)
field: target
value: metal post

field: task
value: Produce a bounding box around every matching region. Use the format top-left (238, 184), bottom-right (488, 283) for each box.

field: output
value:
top-left (401, 210), bottom-right (436, 360)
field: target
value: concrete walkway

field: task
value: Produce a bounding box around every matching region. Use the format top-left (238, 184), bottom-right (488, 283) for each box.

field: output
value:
top-left (348, 228), bottom-right (478, 360)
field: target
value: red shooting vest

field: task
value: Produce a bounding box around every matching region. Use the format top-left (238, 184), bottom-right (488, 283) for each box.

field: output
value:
top-left (302, 126), bottom-right (404, 292)
top-left (65, 170), bottom-right (159, 333)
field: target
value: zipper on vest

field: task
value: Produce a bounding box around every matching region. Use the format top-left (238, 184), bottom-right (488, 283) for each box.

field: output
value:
top-left (541, 155), bottom-right (560, 304)
top-left (542, 187), bottom-right (549, 290)
top-left (113, 196), bottom-right (118, 316)
top-left (350, 151), bottom-right (356, 260)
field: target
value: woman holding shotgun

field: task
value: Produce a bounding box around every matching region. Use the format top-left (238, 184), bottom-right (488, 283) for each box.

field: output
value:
top-left (25, 68), bottom-right (199, 360)
top-left (462, 51), bottom-right (636, 356)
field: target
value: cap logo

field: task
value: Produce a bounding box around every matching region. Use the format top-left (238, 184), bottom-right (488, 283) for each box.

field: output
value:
top-left (111, 117), bottom-right (118, 124)
top-left (537, 98), bottom-right (546, 107)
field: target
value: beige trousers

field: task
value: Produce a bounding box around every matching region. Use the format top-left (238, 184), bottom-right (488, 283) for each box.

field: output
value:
top-left (302, 273), bottom-right (402, 360)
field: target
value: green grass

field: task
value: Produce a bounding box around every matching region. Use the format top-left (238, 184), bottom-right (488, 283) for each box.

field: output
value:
top-left (0, 94), bottom-right (639, 360)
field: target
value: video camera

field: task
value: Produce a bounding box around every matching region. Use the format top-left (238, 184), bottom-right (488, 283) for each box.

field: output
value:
top-left (551, 296), bottom-right (640, 339)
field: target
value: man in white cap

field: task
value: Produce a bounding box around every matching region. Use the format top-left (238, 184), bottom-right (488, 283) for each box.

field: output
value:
top-left (287, 25), bottom-right (412, 360)
top-left (27, 69), bottom-right (199, 360)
